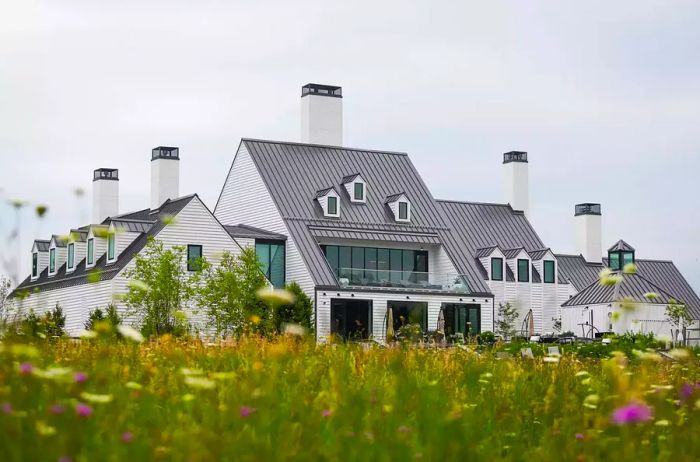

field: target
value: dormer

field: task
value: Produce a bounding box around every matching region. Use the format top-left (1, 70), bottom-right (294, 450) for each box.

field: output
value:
top-left (608, 240), bottom-right (635, 271)
top-left (86, 225), bottom-right (109, 269)
top-left (386, 193), bottom-right (411, 223)
top-left (48, 235), bottom-right (68, 277)
top-left (341, 173), bottom-right (366, 203)
top-left (476, 246), bottom-right (506, 282)
top-left (504, 248), bottom-right (531, 283)
top-left (66, 229), bottom-right (88, 274)
top-left (106, 223), bottom-right (118, 264)
top-left (31, 240), bottom-right (50, 281)
top-left (315, 187), bottom-right (340, 218)
top-left (529, 248), bottom-right (557, 284)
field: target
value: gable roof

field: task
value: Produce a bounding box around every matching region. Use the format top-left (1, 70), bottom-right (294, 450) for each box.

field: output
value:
top-left (529, 248), bottom-right (553, 261)
top-left (33, 240), bottom-right (50, 252)
top-left (224, 224), bottom-right (287, 241)
top-left (475, 246), bottom-right (499, 258)
top-left (51, 235), bottom-right (68, 248)
top-left (314, 187), bottom-right (337, 199)
top-left (385, 193), bottom-right (407, 203)
top-left (503, 247), bottom-right (526, 259)
top-left (609, 239), bottom-right (635, 252)
top-left (340, 173), bottom-right (361, 184)
top-left (562, 272), bottom-right (677, 307)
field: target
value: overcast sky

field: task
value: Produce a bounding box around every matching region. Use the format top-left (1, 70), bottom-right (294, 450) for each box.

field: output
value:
top-left (1, 0), bottom-right (699, 291)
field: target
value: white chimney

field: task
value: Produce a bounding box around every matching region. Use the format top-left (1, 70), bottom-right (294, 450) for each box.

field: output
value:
top-left (575, 203), bottom-right (602, 263)
top-left (503, 151), bottom-right (529, 217)
top-left (300, 83), bottom-right (343, 146)
top-left (150, 146), bottom-right (180, 209)
top-left (92, 168), bottom-right (119, 223)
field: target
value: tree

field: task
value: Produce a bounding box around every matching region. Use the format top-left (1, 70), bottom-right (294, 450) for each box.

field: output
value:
top-left (666, 299), bottom-right (692, 346)
top-left (85, 304), bottom-right (122, 331)
top-left (496, 302), bottom-right (519, 341)
top-left (0, 275), bottom-right (12, 324)
top-left (20, 303), bottom-right (65, 339)
top-left (273, 282), bottom-right (313, 333)
top-left (122, 238), bottom-right (200, 337)
top-left (196, 247), bottom-right (269, 338)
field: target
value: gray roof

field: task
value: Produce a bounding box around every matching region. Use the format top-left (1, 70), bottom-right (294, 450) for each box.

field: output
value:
top-left (12, 195), bottom-right (199, 296)
top-left (224, 224), bottom-right (287, 241)
top-left (314, 187), bottom-right (336, 198)
top-left (609, 239), bottom-right (635, 252)
top-left (529, 248), bottom-right (552, 261)
top-left (503, 247), bottom-right (526, 259)
top-left (475, 246), bottom-right (498, 258)
top-left (237, 139), bottom-right (490, 294)
top-left (340, 173), bottom-right (361, 184)
top-left (51, 235), bottom-right (68, 247)
top-left (309, 226), bottom-right (441, 245)
top-left (557, 253), bottom-right (700, 318)
top-left (34, 240), bottom-right (50, 252)
top-left (385, 193), bottom-right (407, 203)
top-left (110, 218), bottom-right (157, 233)
top-left (69, 229), bottom-right (89, 242)
top-left (562, 272), bottom-right (677, 307)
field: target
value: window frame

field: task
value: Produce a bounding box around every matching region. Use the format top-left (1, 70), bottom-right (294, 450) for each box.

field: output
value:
top-left (543, 260), bottom-right (555, 284)
top-left (107, 233), bottom-right (116, 262)
top-left (87, 238), bottom-right (94, 266)
top-left (327, 195), bottom-right (339, 216)
top-left (517, 259), bottom-right (530, 283)
top-left (187, 244), bottom-right (203, 272)
top-left (353, 182), bottom-right (365, 202)
top-left (398, 201), bottom-right (409, 221)
top-left (67, 243), bottom-right (75, 270)
top-left (32, 252), bottom-right (38, 278)
top-left (491, 257), bottom-right (503, 281)
top-left (255, 240), bottom-right (286, 288)
top-left (49, 248), bottom-right (56, 274)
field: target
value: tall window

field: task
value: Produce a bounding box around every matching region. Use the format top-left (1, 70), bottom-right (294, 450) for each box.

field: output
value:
top-left (353, 182), bottom-right (364, 201)
top-left (398, 202), bottom-right (409, 220)
top-left (543, 260), bottom-right (555, 284)
top-left (491, 257), bottom-right (503, 281)
top-left (49, 248), bottom-right (56, 273)
top-left (327, 196), bottom-right (338, 216)
top-left (87, 238), bottom-right (94, 265)
top-left (517, 259), bottom-right (529, 283)
top-left (187, 245), bottom-right (203, 272)
top-left (256, 240), bottom-right (285, 288)
top-left (32, 253), bottom-right (38, 278)
top-left (609, 252), bottom-right (620, 271)
top-left (108, 233), bottom-right (116, 261)
top-left (67, 243), bottom-right (75, 269)
top-left (622, 251), bottom-right (634, 268)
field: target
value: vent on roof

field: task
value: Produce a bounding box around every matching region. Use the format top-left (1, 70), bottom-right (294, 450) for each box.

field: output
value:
top-left (151, 146), bottom-right (180, 160)
top-left (503, 151), bottom-right (528, 164)
top-left (503, 151), bottom-right (529, 217)
top-left (93, 168), bottom-right (119, 181)
top-left (301, 84), bottom-right (342, 98)
top-left (575, 203), bottom-right (602, 216)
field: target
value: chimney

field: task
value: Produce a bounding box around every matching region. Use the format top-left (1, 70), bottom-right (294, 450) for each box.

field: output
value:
top-left (151, 146), bottom-right (180, 209)
top-left (575, 203), bottom-right (602, 263)
top-left (503, 151), bottom-right (529, 217)
top-left (92, 168), bottom-right (119, 223)
top-left (300, 83), bottom-right (343, 146)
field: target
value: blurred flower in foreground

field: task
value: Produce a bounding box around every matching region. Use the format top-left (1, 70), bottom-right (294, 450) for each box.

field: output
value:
top-left (74, 372), bottom-right (88, 383)
top-left (2, 403), bottom-right (12, 414)
top-left (49, 404), bottom-right (66, 415)
top-left (611, 402), bottom-right (652, 425)
top-left (19, 362), bottom-right (33, 375)
top-left (283, 323), bottom-right (306, 337)
top-left (35, 205), bottom-right (48, 218)
top-left (75, 403), bottom-right (93, 418)
top-left (117, 325), bottom-right (144, 343)
top-left (240, 406), bottom-right (255, 418)
top-left (322, 409), bottom-right (333, 417)
top-left (257, 287), bottom-right (295, 305)
top-left (121, 431), bottom-right (134, 443)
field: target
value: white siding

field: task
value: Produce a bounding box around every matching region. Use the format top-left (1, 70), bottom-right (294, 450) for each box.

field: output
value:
top-left (214, 143), bottom-right (315, 296)
top-left (116, 231), bottom-right (141, 256)
top-left (33, 251), bottom-right (49, 279)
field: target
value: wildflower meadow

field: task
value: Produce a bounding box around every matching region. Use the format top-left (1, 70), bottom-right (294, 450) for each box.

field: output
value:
top-left (2, 333), bottom-right (700, 461)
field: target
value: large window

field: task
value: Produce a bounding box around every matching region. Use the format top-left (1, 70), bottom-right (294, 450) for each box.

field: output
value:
top-left (321, 245), bottom-right (428, 286)
top-left (87, 238), bottom-right (94, 265)
top-left (517, 259), bottom-right (529, 283)
top-left (353, 182), bottom-right (364, 201)
top-left (388, 301), bottom-right (428, 333)
top-left (32, 253), bottom-right (38, 278)
top-left (108, 233), bottom-right (116, 261)
top-left (256, 240), bottom-right (285, 288)
top-left (49, 248), bottom-right (56, 273)
top-left (327, 196), bottom-right (338, 216)
top-left (67, 243), bottom-right (75, 269)
top-left (491, 257), bottom-right (503, 281)
top-left (442, 303), bottom-right (480, 336)
top-left (187, 245), bottom-right (203, 272)
top-left (608, 250), bottom-right (634, 272)
top-left (543, 260), bottom-right (555, 284)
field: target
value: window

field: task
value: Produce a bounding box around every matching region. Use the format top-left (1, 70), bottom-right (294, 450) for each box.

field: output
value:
top-left (255, 240), bottom-right (285, 288)
top-left (187, 245), bottom-right (203, 272)
top-left (398, 202), bottom-right (409, 220)
top-left (67, 243), bottom-right (75, 269)
top-left (353, 182), bottom-right (364, 201)
top-left (491, 257), bottom-right (503, 281)
top-left (388, 301), bottom-right (428, 334)
top-left (108, 233), bottom-right (116, 261)
top-left (327, 196), bottom-right (338, 216)
top-left (32, 253), bottom-right (38, 278)
top-left (321, 245), bottom-right (429, 286)
top-left (622, 251), bottom-right (634, 268)
top-left (49, 248), bottom-right (56, 273)
top-left (517, 259), bottom-right (529, 283)
top-left (543, 260), bottom-right (555, 284)
top-left (87, 238), bottom-right (94, 265)
top-left (608, 252), bottom-right (621, 271)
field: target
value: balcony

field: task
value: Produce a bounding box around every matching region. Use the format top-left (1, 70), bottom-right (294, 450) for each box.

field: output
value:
top-left (334, 268), bottom-right (470, 293)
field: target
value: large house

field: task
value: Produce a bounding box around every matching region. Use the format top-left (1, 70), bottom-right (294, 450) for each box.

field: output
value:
top-left (12, 84), bottom-right (700, 342)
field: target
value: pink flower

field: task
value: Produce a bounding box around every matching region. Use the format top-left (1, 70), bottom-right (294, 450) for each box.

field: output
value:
top-left (49, 404), bottom-right (66, 415)
top-left (611, 402), bottom-right (653, 425)
top-left (75, 403), bottom-right (93, 418)
top-left (321, 409), bottom-right (333, 417)
top-left (239, 406), bottom-right (254, 418)
top-left (2, 403), bottom-right (12, 414)
top-left (575, 433), bottom-right (585, 440)
top-left (121, 431), bottom-right (134, 443)
top-left (74, 372), bottom-right (87, 383)
top-left (19, 362), bottom-right (33, 375)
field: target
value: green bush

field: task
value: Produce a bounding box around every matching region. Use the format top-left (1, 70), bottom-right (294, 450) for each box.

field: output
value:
top-left (273, 282), bottom-right (314, 333)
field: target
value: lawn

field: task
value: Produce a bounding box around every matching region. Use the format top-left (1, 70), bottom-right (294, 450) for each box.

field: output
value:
top-left (1, 335), bottom-right (699, 461)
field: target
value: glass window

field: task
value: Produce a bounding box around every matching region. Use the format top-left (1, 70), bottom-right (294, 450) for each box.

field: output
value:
top-left (353, 182), bottom-right (364, 201)
top-left (327, 196), bottom-right (338, 215)
top-left (415, 251), bottom-right (429, 283)
top-left (50, 248), bottom-right (56, 273)
top-left (543, 260), bottom-right (555, 283)
top-left (491, 257), bottom-right (503, 281)
top-left (517, 259), bottom-right (529, 283)
top-left (351, 247), bottom-right (365, 282)
top-left (187, 245), bottom-right (203, 272)
top-left (339, 246), bottom-right (351, 280)
top-left (609, 252), bottom-right (621, 271)
top-left (108, 233), bottom-right (116, 260)
top-left (622, 251), bottom-right (634, 268)
top-left (377, 248), bottom-right (390, 283)
top-left (390, 249), bottom-right (402, 283)
top-left (365, 248), bottom-right (377, 283)
top-left (32, 253), bottom-right (38, 278)
top-left (388, 301), bottom-right (428, 333)
top-left (256, 240), bottom-right (285, 288)
top-left (67, 243), bottom-right (75, 269)
top-left (87, 238), bottom-right (94, 265)
top-left (398, 201), bottom-right (409, 220)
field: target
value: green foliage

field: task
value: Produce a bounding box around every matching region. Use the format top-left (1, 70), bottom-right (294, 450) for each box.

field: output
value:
top-left (196, 247), bottom-right (270, 338)
top-left (84, 304), bottom-right (122, 331)
top-left (496, 302), bottom-right (519, 340)
top-left (273, 282), bottom-right (313, 333)
top-left (666, 300), bottom-right (692, 342)
top-left (396, 323), bottom-right (423, 343)
top-left (19, 303), bottom-right (66, 339)
top-left (122, 238), bottom-right (199, 338)
top-left (479, 330), bottom-right (496, 344)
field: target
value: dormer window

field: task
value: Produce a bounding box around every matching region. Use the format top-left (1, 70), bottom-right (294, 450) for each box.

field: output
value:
top-left (386, 193), bottom-right (411, 223)
top-left (608, 240), bottom-right (635, 271)
top-left (354, 182), bottom-right (364, 202)
top-left (87, 238), bottom-right (94, 266)
top-left (543, 260), bottom-right (555, 283)
top-left (491, 257), bottom-right (503, 281)
top-left (32, 253), bottom-right (38, 279)
top-left (107, 231), bottom-right (116, 262)
top-left (328, 196), bottom-right (338, 215)
top-left (316, 187), bottom-right (340, 218)
top-left (341, 174), bottom-right (366, 204)
top-left (517, 259), bottom-right (530, 282)
top-left (67, 243), bottom-right (75, 270)
top-left (398, 202), bottom-right (409, 221)
top-left (49, 248), bottom-right (56, 274)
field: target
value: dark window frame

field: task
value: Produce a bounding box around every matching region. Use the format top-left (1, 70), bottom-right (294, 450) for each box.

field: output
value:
top-left (87, 238), bottom-right (94, 265)
top-left (187, 244), bottom-right (203, 272)
top-left (107, 233), bottom-right (116, 261)
top-left (67, 243), bottom-right (75, 269)
top-left (353, 182), bottom-right (364, 201)
top-left (255, 240), bottom-right (286, 288)
top-left (327, 196), bottom-right (338, 215)
top-left (543, 260), bottom-right (555, 284)
top-left (398, 201), bottom-right (409, 220)
top-left (491, 257), bottom-right (503, 281)
top-left (49, 248), bottom-right (56, 273)
top-left (32, 252), bottom-right (38, 278)
top-left (321, 245), bottom-right (429, 283)
top-left (517, 259), bottom-right (530, 283)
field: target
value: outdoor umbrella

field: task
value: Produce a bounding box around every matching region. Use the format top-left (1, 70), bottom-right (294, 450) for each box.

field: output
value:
top-left (528, 309), bottom-right (535, 337)
top-left (386, 307), bottom-right (395, 342)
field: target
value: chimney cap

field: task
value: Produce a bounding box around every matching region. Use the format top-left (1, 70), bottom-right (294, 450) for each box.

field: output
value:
top-left (93, 168), bottom-right (119, 182)
top-left (503, 151), bottom-right (528, 164)
top-left (575, 203), bottom-right (602, 216)
top-left (301, 83), bottom-right (342, 98)
top-left (152, 146), bottom-right (180, 161)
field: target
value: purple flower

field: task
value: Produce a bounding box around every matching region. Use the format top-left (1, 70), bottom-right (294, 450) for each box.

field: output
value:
top-left (74, 372), bottom-right (87, 383)
top-left (321, 409), bottom-right (333, 417)
top-left (2, 403), bottom-right (12, 414)
top-left (239, 406), bottom-right (254, 418)
top-left (680, 383), bottom-right (695, 402)
top-left (49, 404), bottom-right (66, 415)
top-left (75, 403), bottom-right (93, 418)
top-left (575, 433), bottom-right (585, 440)
top-left (611, 402), bottom-right (653, 425)
top-left (19, 362), bottom-right (33, 375)
top-left (121, 431), bottom-right (134, 443)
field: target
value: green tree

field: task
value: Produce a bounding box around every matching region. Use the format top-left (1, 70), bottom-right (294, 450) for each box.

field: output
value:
top-left (196, 247), bottom-right (269, 338)
top-left (666, 299), bottom-right (692, 346)
top-left (273, 282), bottom-right (313, 333)
top-left (496, 302), bottom-right (519, 341)
top-left (85, 304), bottom-right (122, 331)
top-left (122, 238), bottom-right (200, 338)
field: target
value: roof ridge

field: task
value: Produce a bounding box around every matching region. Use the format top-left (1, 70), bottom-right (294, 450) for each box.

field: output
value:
top-left (241, 138), bottom-right (408, 156)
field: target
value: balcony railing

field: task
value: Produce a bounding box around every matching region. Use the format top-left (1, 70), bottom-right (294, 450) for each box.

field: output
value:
top-left (333, 268), bottom-right (470, 293)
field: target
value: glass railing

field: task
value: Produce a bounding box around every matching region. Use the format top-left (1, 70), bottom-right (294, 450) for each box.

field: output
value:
top-left (334, 268), bottom-right (470, 293)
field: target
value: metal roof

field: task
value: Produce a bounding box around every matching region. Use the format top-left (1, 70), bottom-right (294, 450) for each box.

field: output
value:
top-left (309, 226), bottom-right (441, 245)
top-left (503, 247), bottom-right (526, 259)
top-left (109, 219), bottom-right (156, 233)
top-left (609, 239), bottom-right (635, 252)
top-left (51, 235), bottom-right (68, 247)
top-left (34, 240), bottom-right (50, 252)
top-left (475, 246), bottom-right (499, 258)
top-left (528, 248), bottom-right (552, 261)
top-left (314, 187), bottom-right (336, 198)
top-left (224, 224), bottom-right (287, 241)
top-left (555, 254), bottom-right (604, 290)
top-left (562, 272), bottom-right (677, 307)
top-left (340, 173), bottom-right (361, 184)
top-left (385, 193), bottom-right (407, 203)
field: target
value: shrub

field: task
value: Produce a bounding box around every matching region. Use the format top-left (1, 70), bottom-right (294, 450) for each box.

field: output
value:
top-left (273, 282), bottom-right (313, 333)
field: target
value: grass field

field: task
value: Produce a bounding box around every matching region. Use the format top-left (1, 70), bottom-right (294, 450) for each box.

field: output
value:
top-left (1, 335), bottom-right (699, 461)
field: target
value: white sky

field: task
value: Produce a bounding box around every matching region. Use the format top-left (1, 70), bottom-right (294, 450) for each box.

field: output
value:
top-left (1, 0), bottom-right (699, 291)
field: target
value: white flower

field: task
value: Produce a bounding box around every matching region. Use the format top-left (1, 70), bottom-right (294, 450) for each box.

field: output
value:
top-left (80, 392), bottom-right (113, 403)
top-left (256, 288), bottom-right (295, 305)
top-left (117, 324), bottom-right (144, 343)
